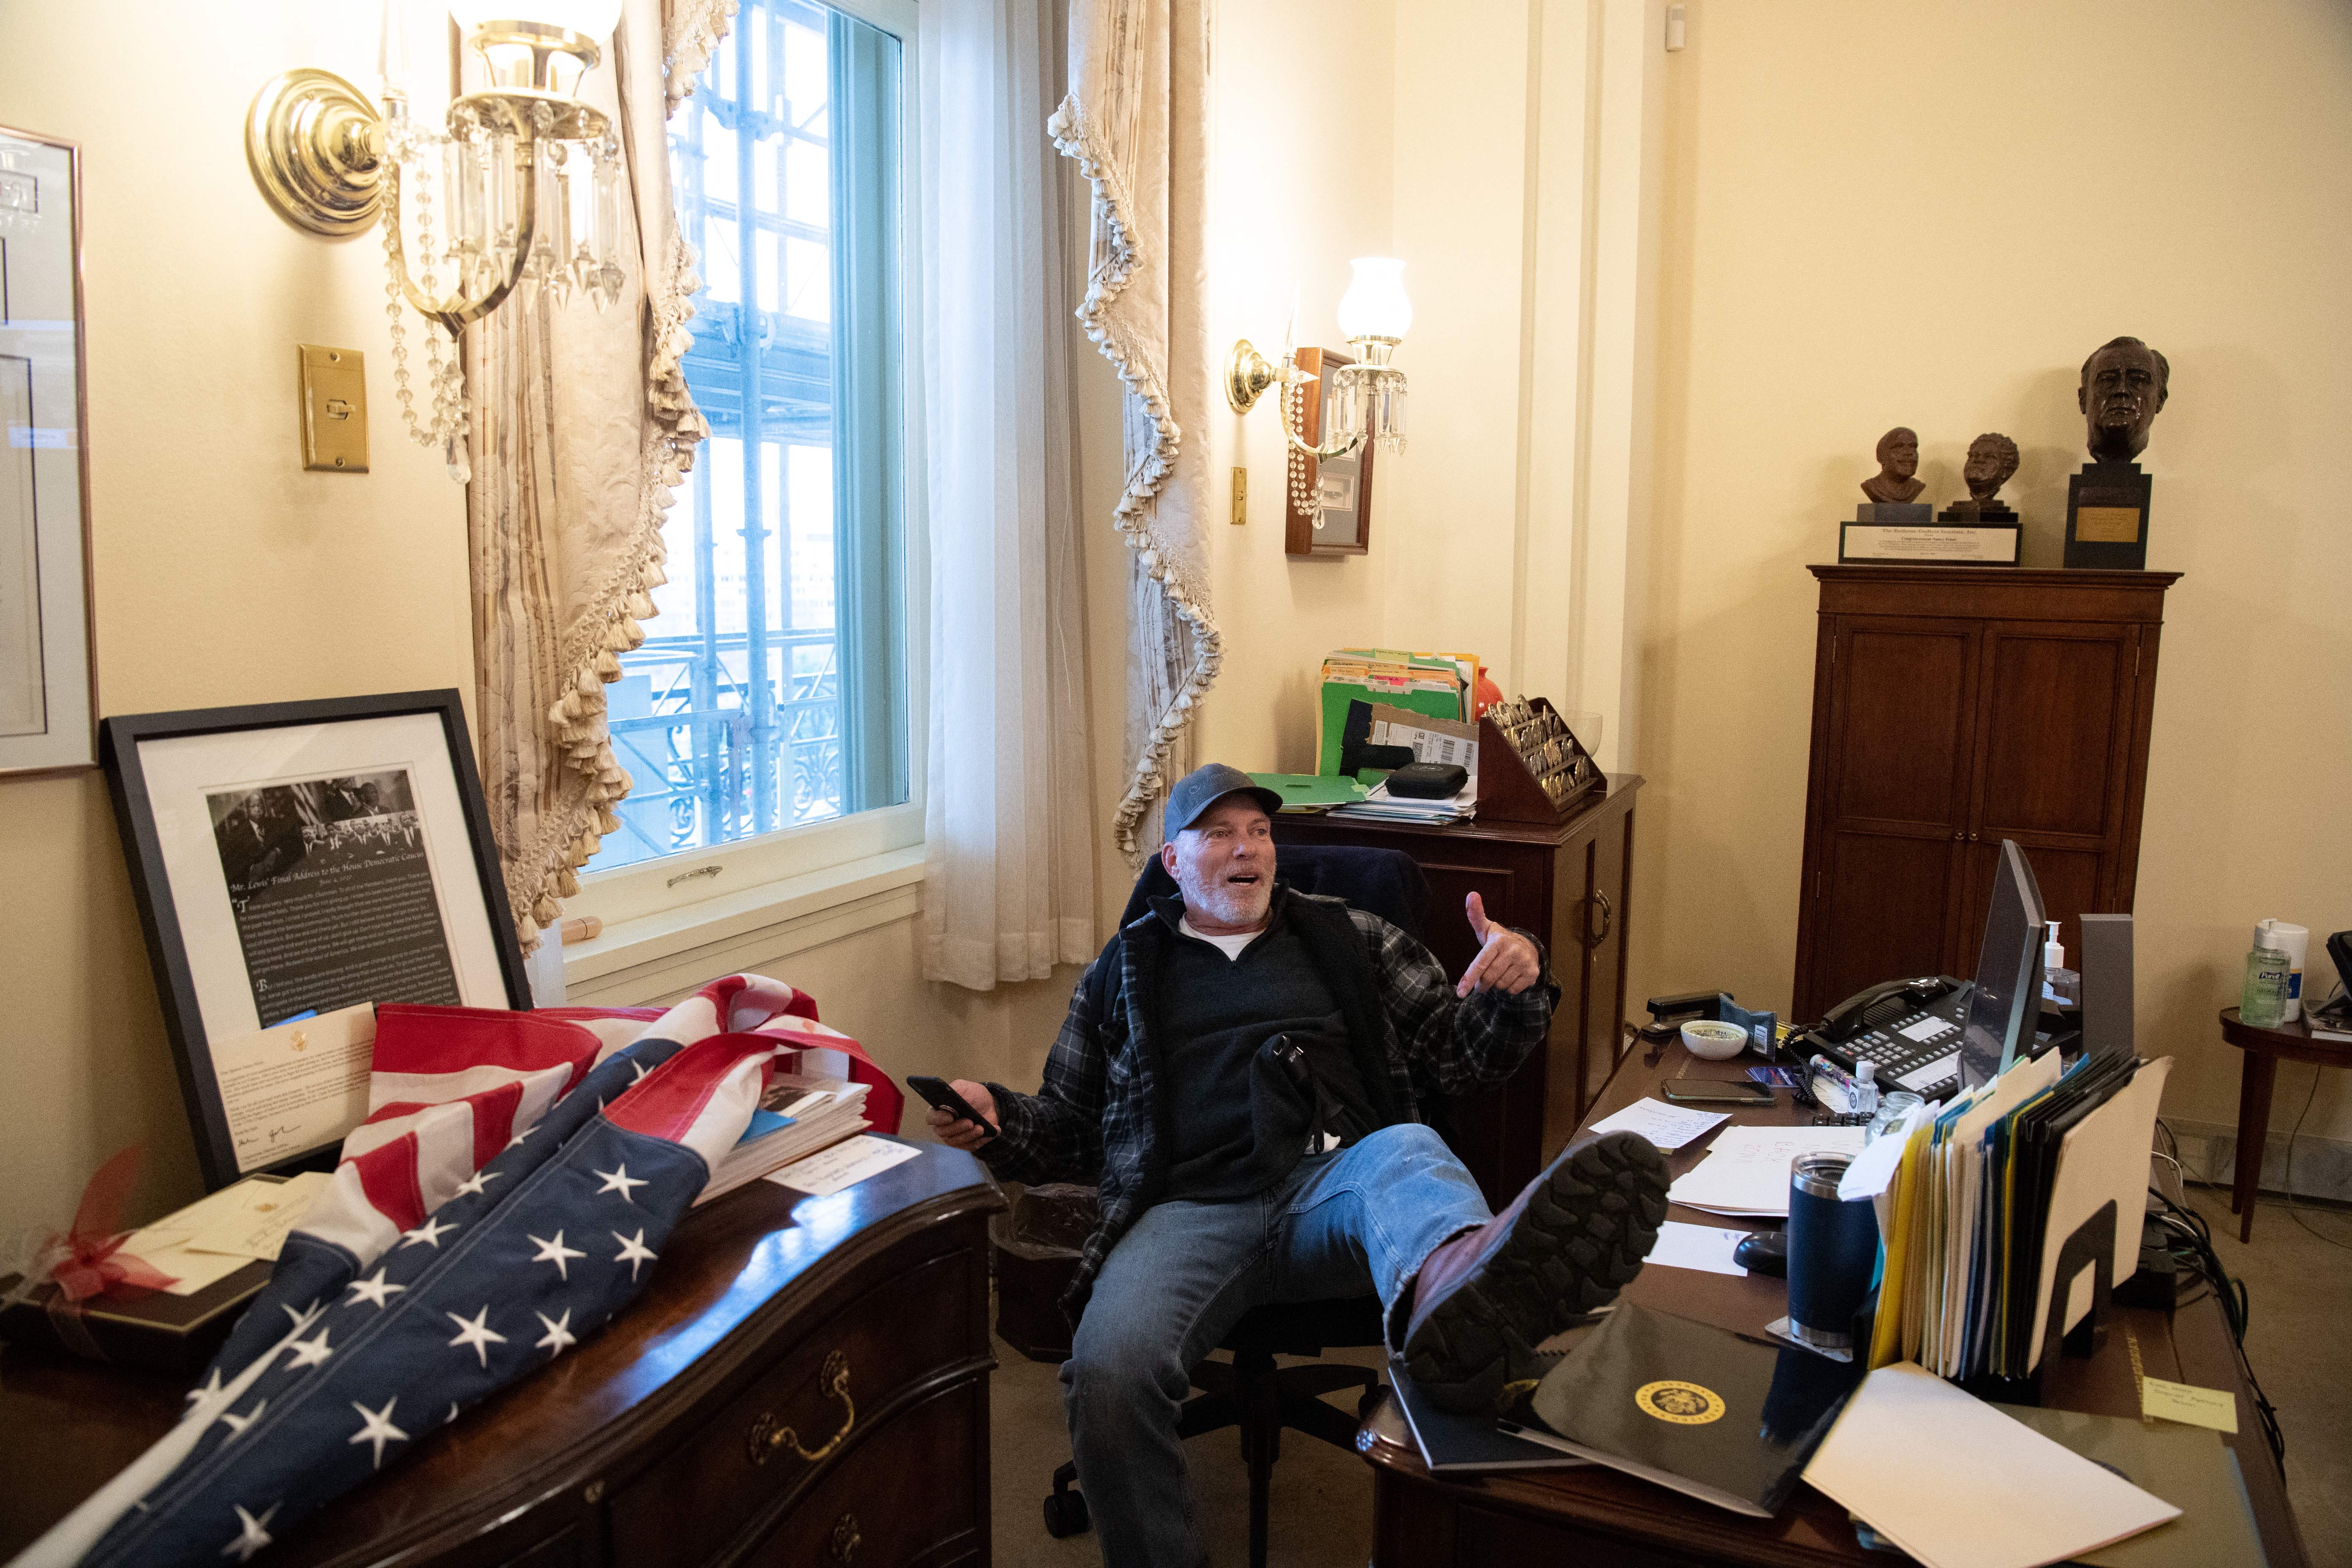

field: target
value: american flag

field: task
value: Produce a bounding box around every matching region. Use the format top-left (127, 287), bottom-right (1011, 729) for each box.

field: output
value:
top-left (21, 974), bottom-right (896, 1568)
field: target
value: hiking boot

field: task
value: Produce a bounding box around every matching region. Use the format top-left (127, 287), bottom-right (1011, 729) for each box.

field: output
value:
top-left (1401, 1130), bottom-right (1670, 1415)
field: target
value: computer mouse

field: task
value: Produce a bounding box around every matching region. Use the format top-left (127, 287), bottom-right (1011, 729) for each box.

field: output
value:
top-left (1732, 1230), bottom-right (1789, 1278)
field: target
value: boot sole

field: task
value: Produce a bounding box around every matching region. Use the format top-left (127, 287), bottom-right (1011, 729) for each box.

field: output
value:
top-left (1402, 1130), bottom-right (1670, 1415)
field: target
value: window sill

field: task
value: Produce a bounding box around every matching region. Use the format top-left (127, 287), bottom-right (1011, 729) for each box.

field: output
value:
top-left (561, 846), bottom-right (926, 1006)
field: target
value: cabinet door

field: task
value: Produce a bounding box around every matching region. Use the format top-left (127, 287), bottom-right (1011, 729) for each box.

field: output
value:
top-left (1576, 807), bottom-right (1632, 1122)
top-left (1956, 623), bottom-right (2141, 966)
top-left (1805, 619), bottom-right (1981, 1013)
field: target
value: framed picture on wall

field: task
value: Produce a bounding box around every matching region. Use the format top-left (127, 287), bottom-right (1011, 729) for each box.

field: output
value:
top-left (1284, 345), bottom-right (1378, 558)
top-left (101, 690), bottom-right (532, 1188)
top-left (0, 123), bottom-right (97, 776)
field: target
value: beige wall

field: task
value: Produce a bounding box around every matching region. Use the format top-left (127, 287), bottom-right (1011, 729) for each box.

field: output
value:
top-left (0, 4), bottom-right (478, 1234)
top-left (1633, 0), bottom-right (2352, 1138)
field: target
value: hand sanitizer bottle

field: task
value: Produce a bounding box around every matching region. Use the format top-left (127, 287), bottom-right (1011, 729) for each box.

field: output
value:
top-left (1852, 1059), bottom-right (1881, 1120)
top-left (2242, 944), bottom-right (2292, 1029)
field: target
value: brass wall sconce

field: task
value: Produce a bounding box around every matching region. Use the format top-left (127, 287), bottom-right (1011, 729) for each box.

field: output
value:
top-left (1226, 258), bottom-right (1412, 460)
top-left (245, 2), bottom-right (626, 480)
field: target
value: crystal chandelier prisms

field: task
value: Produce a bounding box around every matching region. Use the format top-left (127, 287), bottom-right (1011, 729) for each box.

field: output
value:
top-left (244, 5), bottom-right (628, 483)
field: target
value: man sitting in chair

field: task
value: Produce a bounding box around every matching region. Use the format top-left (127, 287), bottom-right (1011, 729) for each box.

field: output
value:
top-left (929, 762), bottom-right (1669, 1568)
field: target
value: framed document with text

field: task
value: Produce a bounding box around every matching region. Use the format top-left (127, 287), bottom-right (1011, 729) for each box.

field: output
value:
top-left (0, 124), bottom-right (98, 776)
top-left (101, 690), bottom-right (531, 1187)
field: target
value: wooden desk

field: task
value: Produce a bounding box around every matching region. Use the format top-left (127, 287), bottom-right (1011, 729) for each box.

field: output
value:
top-left (1273, 774), bottom-right (1642, 1209)
top-left (1358, 1043), bottom-right (2310, 1568)
top-left (2219, 1006), bottom-right (2352, 1242)
top-left (0, 1143), bottom-right (1004, 1568)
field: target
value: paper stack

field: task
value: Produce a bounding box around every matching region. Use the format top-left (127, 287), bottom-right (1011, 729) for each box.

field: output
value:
top-left (695, 1071), bottom-right (871, 1206)
top-left (1317, 649), bottom-right (1474, 776)
top-left (1665, 1125), bottom-right (1867, 1218)
top-left (1328, 776), bottom-right (1476, 827)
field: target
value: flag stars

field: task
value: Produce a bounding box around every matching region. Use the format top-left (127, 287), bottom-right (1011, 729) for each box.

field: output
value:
top-left (612, 1228), bottom-right (657, 1281)
top-left (506, 1122), bottom-right (537, 1151)
top-left (446, 1306), bottom-right (509, 1368)
top-left (222, 1501), bottom-right (280, 1563)
top-left (594, 1164), bottom-right (648, 1203)
top-left (628, 1058), bottom-right (650, 1084)
top-left (218, 1399), bottom-right (267, 1437)
top-left (528, 1230), bottom-right (587, 1281)
top-left (343, 1269), bottom-right (406, 1309)
top-left (452, 1168), bottom-right (502, 1199)
top-left (186, 1368), bottom-right (225, 1407)
top-left (283, 1327), bottom-right (335, 1371)
top-left (400, 1215), bottom-right (458, 1250)
top-left (534, 1309), bottom-right (577, 1359)
top-left (348, 1397), bottom-right (408, 1469)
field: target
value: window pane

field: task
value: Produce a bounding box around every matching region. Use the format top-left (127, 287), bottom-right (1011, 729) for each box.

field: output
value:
top-left (785, 139), bottom-right (828, 228)
top-left (610, 0), bottom-right (906, 870)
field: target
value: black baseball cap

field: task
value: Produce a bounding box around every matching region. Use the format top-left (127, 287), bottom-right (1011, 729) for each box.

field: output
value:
top-left (1165, 762), bottom-right (1284, 835)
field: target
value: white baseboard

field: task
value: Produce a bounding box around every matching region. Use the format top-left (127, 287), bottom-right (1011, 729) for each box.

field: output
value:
top-left (2162, 1116), bottom-right (2352, 1205)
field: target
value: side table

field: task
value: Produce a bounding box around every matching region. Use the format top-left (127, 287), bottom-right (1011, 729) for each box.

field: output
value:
top-left (2219, 1007), bottom-right (2351, 1242)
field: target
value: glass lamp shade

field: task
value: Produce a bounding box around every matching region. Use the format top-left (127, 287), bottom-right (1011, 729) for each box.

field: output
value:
top-left (1335, 257), bottom-right (1412, 343)
top-left (449, 0), bottom-right (624, 41)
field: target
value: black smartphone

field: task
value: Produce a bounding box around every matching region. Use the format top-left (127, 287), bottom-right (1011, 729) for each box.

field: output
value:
top-left (906, 1075), bottom-right (996, 1138)
top-left (1663, 1080), bottom-right (1775, 1106)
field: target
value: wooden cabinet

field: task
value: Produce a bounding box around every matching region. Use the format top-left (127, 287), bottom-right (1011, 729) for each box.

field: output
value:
top-left (0, 1146), bottom-right (1004, 1568)
top-left (1792, 567), bottom-right (2179, 1022)
top-left (1272, 774), bottom-right (1642, 1209)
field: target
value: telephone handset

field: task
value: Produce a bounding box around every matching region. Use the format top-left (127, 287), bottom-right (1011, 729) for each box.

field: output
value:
top-left (1799, 974), bottom-right (1971, 1100)
top-left (1814, 975), bottom-right (1964, 1045)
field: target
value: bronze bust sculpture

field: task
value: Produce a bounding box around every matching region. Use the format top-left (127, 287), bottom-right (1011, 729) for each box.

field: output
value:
top-left (1942, 432), bottom-right (2020, 520)
top-left (2079, 337), bottom-right (2169, 464)
top-left (1860, 427), bottom-right (1925, 505)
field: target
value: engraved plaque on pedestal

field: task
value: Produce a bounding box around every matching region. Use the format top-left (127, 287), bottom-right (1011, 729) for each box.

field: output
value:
top-left (2064, 462), bottom-right (2152, 569)
top-left (1839, 520), bottom-right (2022, 566)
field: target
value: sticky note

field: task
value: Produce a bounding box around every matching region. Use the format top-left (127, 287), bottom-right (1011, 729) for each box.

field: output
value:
top-left (2140, 1376), bottom-right (2238, 1434)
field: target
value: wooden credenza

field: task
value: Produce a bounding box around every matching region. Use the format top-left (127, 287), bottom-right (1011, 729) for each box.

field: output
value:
top-left (1272, 774), bottom-right (1642, 1209)
top-left (1792, 566), bottom-right (2179, 1021)
top-left (0, 1144), bottom-right (1004, 1568)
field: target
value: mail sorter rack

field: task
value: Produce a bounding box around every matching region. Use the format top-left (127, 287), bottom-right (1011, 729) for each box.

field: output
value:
top-left (1478, 697), bottom-right (1607, 825)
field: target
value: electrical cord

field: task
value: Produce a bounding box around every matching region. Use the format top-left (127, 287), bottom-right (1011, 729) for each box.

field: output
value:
top-left (2145, 1187), bottom-right (2286, 1465)
top-left (2280, 1063), bottom-right (2352, 1252)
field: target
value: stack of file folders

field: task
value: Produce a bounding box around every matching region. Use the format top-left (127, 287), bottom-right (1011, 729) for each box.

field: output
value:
top-left (1865, 1047), bottom-right (2170, 1380)
top-left (1316, 648), bottom-right (1473, 775)
top-left (694, 1071), bottom-right (871, 1206)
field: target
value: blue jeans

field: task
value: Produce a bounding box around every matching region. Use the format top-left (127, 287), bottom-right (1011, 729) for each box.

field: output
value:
top-left (1061, 1123), bottom-right (1491, 1568)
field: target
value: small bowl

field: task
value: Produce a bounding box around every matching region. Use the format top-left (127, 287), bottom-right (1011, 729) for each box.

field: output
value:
top-left (1681, 1020), bottom-right (1748, 1060)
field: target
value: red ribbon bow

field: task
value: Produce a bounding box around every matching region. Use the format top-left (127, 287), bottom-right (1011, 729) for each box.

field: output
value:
top-left (42, 1144), bottom-right (179, 1303)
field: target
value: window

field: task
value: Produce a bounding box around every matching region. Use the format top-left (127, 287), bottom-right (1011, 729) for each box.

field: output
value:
top-left (598, 0), bottom-right (911, 878)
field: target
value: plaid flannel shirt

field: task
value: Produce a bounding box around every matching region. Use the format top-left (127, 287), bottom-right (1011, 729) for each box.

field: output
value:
top-left (978, 889), bottom-right (1556, 1322)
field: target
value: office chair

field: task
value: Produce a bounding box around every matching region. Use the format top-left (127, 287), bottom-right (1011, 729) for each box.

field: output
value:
top-left (1041, 844), bottom-right (1430, 1568)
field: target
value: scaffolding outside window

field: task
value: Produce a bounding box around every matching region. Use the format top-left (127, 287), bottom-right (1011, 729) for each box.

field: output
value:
top-left (601, 0), bottom-right (908, 872)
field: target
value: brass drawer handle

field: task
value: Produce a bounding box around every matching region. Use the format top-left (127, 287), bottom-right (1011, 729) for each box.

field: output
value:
top-left (746, 1350), bottom-right (855, 1467)
top-left (1583, 890), bottom-right (1614, 947)
top-left (828, 1511), bottom-right (861, 1564)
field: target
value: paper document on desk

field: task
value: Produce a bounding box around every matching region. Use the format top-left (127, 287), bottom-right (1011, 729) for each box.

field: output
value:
top-left (121, 1171), bottom-right (334, 1295)
top-left (1367, 702), bottom-right (1479, 777)
top-left (1587, 1097), bottom-right (1731, 1152)
top-left (1666, 1126), bottom-right (1866, 1217)
top-left (1803, 1363), bottom-right (2178, 1568)
top-left (765, 1134), bottom-right (919, 1198)
top-left (1645, 1220), bottom-right (1750, 1276)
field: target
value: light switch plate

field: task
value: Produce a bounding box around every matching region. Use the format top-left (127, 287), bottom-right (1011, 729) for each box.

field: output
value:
top-left (298, 343), bottom-right (369, 473)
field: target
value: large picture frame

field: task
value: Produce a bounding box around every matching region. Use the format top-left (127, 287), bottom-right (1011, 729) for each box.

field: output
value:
top-left (0, 123), bottom-right (98, 776)
top-left (101, 690), bottom-right (532, 1189)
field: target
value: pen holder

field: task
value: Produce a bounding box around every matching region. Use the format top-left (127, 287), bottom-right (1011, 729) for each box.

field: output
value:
top-left (1783, 1154), bottom-right (1878, 1358)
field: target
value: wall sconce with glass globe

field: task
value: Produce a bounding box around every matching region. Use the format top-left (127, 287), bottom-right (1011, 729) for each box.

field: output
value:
top-left (1226, 258), bottom-right (1412, 462)
top-left (245, 1), bottom-right (628, 480)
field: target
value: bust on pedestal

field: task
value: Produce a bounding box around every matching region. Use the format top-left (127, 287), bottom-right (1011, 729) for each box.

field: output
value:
top-left (2065, 336), bottom-right (2168, 569)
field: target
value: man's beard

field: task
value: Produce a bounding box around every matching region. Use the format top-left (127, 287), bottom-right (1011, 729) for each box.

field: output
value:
top-left (1174, 863), bottom-right (1272, 929)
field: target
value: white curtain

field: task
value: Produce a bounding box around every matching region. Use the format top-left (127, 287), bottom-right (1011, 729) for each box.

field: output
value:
top-left (1051, 0), bottom-right (1217, 862)
top-left (918, 0), bottom-right (1100, 989)
top-left (468, 0), bottom-right (722, 951)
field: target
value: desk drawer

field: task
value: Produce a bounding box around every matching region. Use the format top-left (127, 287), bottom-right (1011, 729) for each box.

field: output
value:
top-left (609, 1247), bottom-right (977, 1565)
top-left (741, 1383), bottom-right (983, 1568)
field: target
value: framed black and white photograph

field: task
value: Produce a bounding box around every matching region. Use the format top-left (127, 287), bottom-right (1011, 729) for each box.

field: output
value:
top-left (102, 690), bottom-right (531, 1187)
top-left (0, 123), bottom-right (97, 776)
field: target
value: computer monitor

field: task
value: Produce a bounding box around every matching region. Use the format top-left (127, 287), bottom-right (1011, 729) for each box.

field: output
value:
top-left (1957, 840), bottom-right (2046, 1089)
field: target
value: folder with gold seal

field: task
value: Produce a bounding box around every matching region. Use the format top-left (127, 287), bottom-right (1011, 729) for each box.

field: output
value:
top-left (1526, 1303), bottom-right (1863, 1516)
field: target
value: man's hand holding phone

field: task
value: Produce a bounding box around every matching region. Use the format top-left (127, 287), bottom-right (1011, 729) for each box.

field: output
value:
top-left (911, 1075), bottom-right (1000, 1151)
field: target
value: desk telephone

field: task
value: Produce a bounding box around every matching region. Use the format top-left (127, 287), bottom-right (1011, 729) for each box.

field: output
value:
top-left (1799, 975), bottom-right (1972, 1102)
